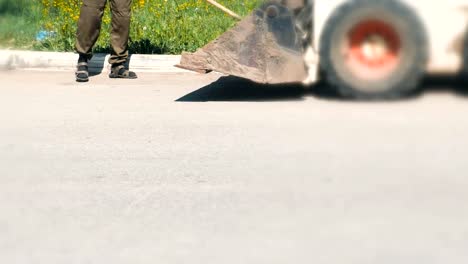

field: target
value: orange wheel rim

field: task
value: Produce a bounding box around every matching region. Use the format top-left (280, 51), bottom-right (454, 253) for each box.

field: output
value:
top-left (347, 20), bottom-right (401, 79)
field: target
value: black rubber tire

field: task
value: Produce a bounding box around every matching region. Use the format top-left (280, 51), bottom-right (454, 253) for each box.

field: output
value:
top-left (320, 0), bottom-right (428, 100)
top-left (460, 30), bottom-right (468, 84)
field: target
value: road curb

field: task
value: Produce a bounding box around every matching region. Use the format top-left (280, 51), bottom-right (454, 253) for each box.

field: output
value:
top-left (0, 50), bottom-right (190, 73)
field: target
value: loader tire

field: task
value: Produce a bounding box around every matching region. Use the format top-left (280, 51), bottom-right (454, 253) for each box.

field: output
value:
top-left (460, 30), bottom-right (468, 84)
top-left (320, 0), bottom-right (428, 100)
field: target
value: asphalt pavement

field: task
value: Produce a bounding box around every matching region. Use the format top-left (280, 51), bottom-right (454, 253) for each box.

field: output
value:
top-left (1, 70), bottom-right (468, 264)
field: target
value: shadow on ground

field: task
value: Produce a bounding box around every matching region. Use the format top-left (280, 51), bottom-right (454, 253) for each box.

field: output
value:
top-left (422, 75), bottom-right (468, 96)
top-left (177, 75), bottom-right (468, 102)
top-left (87, 54), bottom-right (135, 77)
top-left (176, 76), bottom-right (307, 102)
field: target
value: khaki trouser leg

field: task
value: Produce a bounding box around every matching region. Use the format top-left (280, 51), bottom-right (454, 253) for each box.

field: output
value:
top-left (109, 0), bottom-right (132, 65)
top-left (75, 0), bottom-right (107, 60)
top-left (76, 0), bottom-right (132, 65)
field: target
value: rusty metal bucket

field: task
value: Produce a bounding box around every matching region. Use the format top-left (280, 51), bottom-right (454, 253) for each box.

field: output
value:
top-left (177, 2), bottom-right (308, 84)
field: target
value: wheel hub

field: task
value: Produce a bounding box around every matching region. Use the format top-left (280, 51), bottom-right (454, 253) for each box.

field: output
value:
top-left (347, 20), bottom-right (401, 78)
top-left (361, 34), bottom-right (390, 63)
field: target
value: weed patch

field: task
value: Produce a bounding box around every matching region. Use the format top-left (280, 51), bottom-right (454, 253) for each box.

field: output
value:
top-left (0, 0), bottom-right (262, 54)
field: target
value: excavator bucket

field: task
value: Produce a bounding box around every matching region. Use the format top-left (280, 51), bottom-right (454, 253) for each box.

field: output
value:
top-left (177, 1), bottom-right (309, 84)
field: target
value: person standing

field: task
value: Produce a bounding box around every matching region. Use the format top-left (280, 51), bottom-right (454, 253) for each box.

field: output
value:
top-left (75, 0), bottom-right (137, 82)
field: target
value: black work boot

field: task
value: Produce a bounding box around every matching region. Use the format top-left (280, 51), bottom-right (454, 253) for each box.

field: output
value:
top-left (75, 55), bottom-right (89, 82)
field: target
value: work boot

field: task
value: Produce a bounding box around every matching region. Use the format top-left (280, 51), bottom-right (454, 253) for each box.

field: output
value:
top-left (75, 56), bottom-right (89, 82)
top-left (109, 63), bottom-right (138, 79)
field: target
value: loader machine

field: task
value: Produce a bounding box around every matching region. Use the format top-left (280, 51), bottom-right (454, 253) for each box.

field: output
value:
top-left (178, 0), bottom-right (468, 99)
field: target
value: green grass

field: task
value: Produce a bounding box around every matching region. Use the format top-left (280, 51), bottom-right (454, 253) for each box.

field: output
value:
top-left (127, 0), bottom-right (263, 54)
top-left (0, 0), bottom-right (42, 49)
top-left (0, 0), bottom-right (263, 54)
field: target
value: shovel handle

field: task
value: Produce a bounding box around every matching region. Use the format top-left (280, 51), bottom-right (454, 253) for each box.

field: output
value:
top-left (205, 0), bottom-right (242, 20)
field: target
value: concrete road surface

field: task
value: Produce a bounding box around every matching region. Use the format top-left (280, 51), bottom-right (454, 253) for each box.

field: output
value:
top-left (1, 71), bottom-right (468, 264)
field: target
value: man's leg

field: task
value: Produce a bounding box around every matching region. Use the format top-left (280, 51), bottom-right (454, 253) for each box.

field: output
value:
top-left (76, 0), bottom-right (107, 60)
top-left (109, 0), bottom-right (131, 65)
top-left (108, 0), bottom-right (137, 79)
top-left (75, 0), bottom-right (107, 82)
